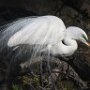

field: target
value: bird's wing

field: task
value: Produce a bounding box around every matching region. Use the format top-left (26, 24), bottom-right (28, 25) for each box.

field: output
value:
top-left (7, 16), bottom-right (66, 47)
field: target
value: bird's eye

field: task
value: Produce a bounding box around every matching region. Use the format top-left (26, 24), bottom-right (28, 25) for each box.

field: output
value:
top-left (82, 34), bottom-right (88, 41)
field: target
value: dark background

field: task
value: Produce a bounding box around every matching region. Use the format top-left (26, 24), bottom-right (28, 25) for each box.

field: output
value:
top-left (0, 0), bottom-right (89, 62)
top-left (0, 0), bottom-right (90, 90)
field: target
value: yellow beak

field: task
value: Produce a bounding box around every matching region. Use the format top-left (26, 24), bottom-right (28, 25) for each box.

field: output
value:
top-left (86, 42), bottom-right (90, 46)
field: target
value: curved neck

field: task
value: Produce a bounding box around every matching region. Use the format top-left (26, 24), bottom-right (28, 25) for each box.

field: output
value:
top-left (49, 37), bottom-right (78, 56)
top-left (41, 37), bottom-right (78, 56)
top-left (61, 37), bottom-right (78, 56)
top-left (64, 37), bottom-right (77, 47)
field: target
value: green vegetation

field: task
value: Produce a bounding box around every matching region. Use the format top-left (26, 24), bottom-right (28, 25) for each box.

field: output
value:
top-left (12, 84), bottom-right (21, 90)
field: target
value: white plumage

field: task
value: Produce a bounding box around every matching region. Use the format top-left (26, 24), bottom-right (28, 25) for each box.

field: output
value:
top-left (1, 15), bottom-right (90, 56)
top-left (7, 16), bottom-right (66, 46)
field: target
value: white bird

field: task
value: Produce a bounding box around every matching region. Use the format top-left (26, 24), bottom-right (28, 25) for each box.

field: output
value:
top-left (1, 15), bottom-right (90, 56)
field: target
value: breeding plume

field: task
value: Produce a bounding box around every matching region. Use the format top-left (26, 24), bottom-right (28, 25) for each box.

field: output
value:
top-left (0, 15), bottom-right (90, 56)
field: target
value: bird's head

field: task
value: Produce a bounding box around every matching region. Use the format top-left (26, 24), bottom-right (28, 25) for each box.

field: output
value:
top-left (66, 26), bottom-right (90, 46)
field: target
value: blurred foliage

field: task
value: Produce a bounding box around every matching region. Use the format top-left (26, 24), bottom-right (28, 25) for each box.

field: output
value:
top-left (12, 84), bottom-right (21, 90)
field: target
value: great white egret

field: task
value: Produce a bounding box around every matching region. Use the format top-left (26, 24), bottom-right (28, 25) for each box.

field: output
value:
top-left (0, 15), bottom-right (90, 57)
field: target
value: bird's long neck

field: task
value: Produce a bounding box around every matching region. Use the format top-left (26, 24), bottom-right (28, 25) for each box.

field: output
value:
top-left (48, 37), bottom-right (78, 56)
top-left (61, 37), bottom-right (78, 56)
